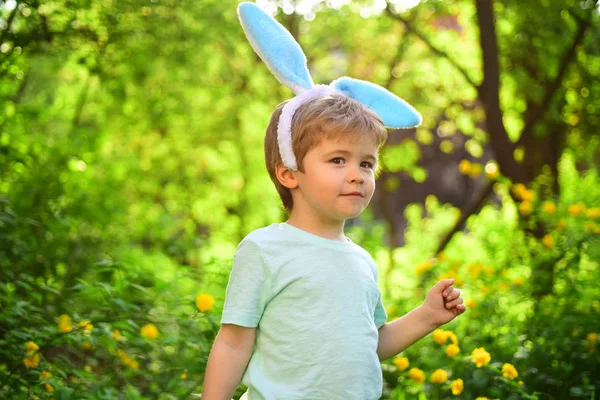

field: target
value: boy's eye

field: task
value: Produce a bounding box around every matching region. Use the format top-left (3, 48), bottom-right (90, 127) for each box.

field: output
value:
top-left (361, 161), bottom-right (374, 169)
top-left (330, 158), bottom-right (375, 169)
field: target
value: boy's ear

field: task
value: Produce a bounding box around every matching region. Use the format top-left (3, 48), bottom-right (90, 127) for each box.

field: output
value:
top-left (275, 164), bottom-right (299, 189)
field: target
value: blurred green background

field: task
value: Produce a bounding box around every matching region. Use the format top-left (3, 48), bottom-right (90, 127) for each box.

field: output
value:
top-left (1, 0), bottom-right (599, 398)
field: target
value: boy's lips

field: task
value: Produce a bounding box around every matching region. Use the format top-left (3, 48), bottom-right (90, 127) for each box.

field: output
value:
top-left (341, 192), bottom-right (363, 197)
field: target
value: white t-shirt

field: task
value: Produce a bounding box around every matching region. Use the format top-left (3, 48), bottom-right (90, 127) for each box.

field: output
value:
top-left (221, 222), bottom-right (387, 400)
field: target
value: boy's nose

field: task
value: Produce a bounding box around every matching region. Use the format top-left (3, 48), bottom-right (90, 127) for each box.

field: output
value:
top-left (348, 168), bottom-right (365, 183)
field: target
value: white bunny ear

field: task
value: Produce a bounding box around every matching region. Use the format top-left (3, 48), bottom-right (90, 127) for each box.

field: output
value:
top-left (237, 2), bottom-right (314, 94)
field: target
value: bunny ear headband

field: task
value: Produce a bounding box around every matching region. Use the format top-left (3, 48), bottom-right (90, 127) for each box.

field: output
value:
top-left (237, 2), bottom-right (422, 171)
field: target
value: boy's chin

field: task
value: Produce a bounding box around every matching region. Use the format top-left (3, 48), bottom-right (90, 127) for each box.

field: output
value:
top-left (338, 208), bottom-right (366, 220)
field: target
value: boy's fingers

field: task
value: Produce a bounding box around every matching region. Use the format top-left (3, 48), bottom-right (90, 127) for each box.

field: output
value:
top-left (433, 279), bottom-right (453, 295)
top-left (446, 289), bottom-right (461, 300)
top-left (446, 298), bottom-right (464, 308)
top-left (443, 286), bottom-right (454, 297)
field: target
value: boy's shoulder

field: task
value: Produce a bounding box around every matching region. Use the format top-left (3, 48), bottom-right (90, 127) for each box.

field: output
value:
top-left (236, 223), bottom-right (285, 251)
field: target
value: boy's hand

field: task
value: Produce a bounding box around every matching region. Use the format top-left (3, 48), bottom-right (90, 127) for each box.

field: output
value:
top-left (422, 278), bottom-right (466, 327)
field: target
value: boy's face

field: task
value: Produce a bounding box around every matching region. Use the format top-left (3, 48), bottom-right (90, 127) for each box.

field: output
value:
top-left (291, 133), bottom-right (379, 223)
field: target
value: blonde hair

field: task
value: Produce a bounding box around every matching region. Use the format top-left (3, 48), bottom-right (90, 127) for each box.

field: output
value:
top-left (264, 95), bottom-right (388, 215)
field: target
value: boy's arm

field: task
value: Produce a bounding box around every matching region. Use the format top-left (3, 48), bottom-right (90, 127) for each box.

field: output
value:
top-left (376, 305), bottom-right (437, 361)
top-left (202, 323), bottom-right (256, 400)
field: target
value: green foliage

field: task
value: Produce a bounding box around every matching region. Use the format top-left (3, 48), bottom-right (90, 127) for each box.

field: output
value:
top-left (380, 151), bottom-right (599, 399)
top-left (1, 0), bottom-right (599, 398)
top-left (0, 261), bottom-right (223, 398)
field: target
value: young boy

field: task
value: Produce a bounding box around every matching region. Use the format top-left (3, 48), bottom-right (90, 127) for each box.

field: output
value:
top-left (201, 94), bottom-right (466, 400)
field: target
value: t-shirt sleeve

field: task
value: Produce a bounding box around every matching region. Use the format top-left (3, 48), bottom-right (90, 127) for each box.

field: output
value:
top-left (221, 238), bottom-right (272, 328)
top-left (371, 260), bottom-right (387, 329)
top-left (374, 295), bottom-right (387, 329)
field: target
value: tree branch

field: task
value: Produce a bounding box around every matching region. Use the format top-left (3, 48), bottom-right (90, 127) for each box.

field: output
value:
top-left (385, 5), bottom-right (478, 90)
top-left (516, 4), bottom-right (596, 148)
top-left (0, 1), bottom-right (19, 46)
top-left (475, 0), bottom-right (527, 183)
top-left (384, 26), bottom-right (411, 90)
top-left (434, 181), bottom-right (494, 255)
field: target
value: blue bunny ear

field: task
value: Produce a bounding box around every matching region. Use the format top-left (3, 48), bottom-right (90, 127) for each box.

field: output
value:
top-left (237, 2), bottom-right (314, 94)
top-left (330, 77), bottom-right (422, 128)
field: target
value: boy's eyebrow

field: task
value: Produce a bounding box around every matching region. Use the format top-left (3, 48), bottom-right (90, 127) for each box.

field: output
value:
top-left (323, 150), bottom-right (378, 162)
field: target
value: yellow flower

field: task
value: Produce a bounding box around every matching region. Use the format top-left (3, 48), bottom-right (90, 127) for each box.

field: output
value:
top-left (118, 349), bottom-right (139, 369)
top-left (181, 372), bottom-right (187, 379)
top-left (485, 163), bottom-right (499, 179)
top-left (586, 207), bottom-right (600, 218)
top-left (408, 367), bottom-right (425, 383)
top-left (502, 363), bottom-right (518, 379)
top-left (466, 298), bottom-right (477, 309)
top-left (459, 160), bottom-right (472, 175)
top-left (44, 383), bottom-right (54, 393)
top-left (430, 369), bottom-right (448, 384)
top-left (521, 189), bottom-right (535, 201)
top-left (512, 183), bottom-right (527, 199)
top-left (448, 332), bottom-right (458, 345)
top-left (40, 371), bottom-right (52, 380)
top-left (439, 271), bottom-right (455, 280)
top-left (543, 201), bottom-right (556, 214)
top-left (393, 356), bottom-right (410, 371)
top-left (26, 341), bottom-right (39, 355)
top-left (468, 263), bottom-right (482, 278)
top-left (446, 344), bottom-right (460, 357)
top-left (518, 380), bottom-right (524, 385)
top-left (472, 347), bottom-right (491, 367)
top-left (433, 329), bottom-right (451, 345)
top-left (78, 320), bottom-right (93, 334)
top-left (196, 293), bottom-right (215, 312)
top-left (112, 329), bottom-right (122, 340)
top-left (141, 323), bottom-right (159, 340)
top-left (584, 221), bottom-right (596, 233)
top-left (475, 398), bottom-right (489, 400)
top-left (513, 277), bottom-right (524, 287)
top-left (58, 314), bottom-right (73, 333)
top-left (480, 286), bottom-right (490, 295)
top-left (451, 378), bottom-right (464, 395)
top-left (542, 234), bottom-right (553, 248)
top-left (126, 358), bottom-right (139, 369)
top-left (415, 259), bottom-right (433, 275)
top-left (469, 163), bottom-right (482, 178)
top-left (23, 353), bottom-right (40, 368)
top-left (512, 183), bottom-right (535, 201)
top-left (587, 332), bottom-right (597, 343)
top-left (519, 201), bottom-right (532, 216)
top-left (83, 341), bottom-right (94, 351)
top-left (568, 203), bottom-right (585, 216)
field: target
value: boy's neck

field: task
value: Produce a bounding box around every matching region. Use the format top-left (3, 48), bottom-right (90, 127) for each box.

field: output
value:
top-left (285, 213), bottom-right (348, 242)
